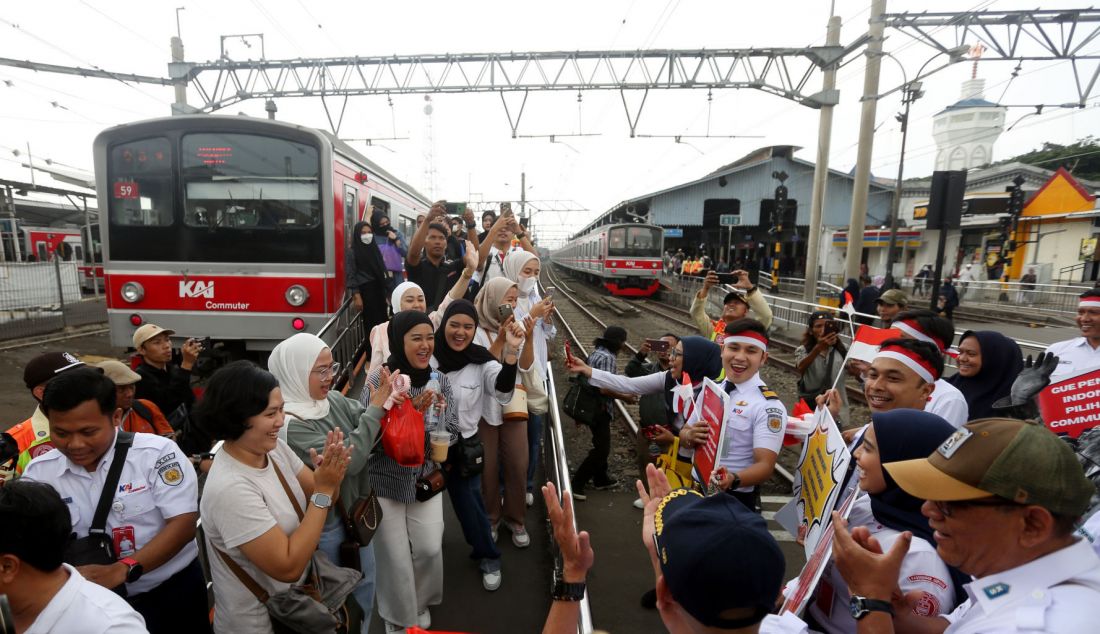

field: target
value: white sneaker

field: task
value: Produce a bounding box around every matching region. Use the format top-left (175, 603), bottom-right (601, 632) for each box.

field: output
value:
top-left (483, 569), bottom-right (502, 591)
top-left (526, 491), bottom-right (534, 507)
top-left (510, 523), bottom-right (531, 548)
top-left (417, 609), bottom-right (431, 629)
top-left (633, 497), bottom-right (645, 510)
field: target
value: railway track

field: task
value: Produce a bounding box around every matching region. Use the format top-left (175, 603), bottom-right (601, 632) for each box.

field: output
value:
top-left (543, 265), bottom-right (800, 495)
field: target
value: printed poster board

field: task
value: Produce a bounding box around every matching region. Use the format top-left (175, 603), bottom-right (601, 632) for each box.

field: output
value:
top-left (1037, 367), bottom-right (1100, 438)
top-left (690, 377), bottom-right (729, 482)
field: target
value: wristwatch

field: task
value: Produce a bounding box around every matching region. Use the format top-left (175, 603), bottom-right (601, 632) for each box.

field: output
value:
top-left (849, 596), bottom-right (894, 620)
top-left (465, 220), bottom-right (477, 230)
top-left (729, 472), bottom-right (742, 489)
top-left (552, 578), bottom-right (587, 601)
top-left (310, 492), bottom-right (333, 510)
top-left (120, 557), bottom-right (144, 583)
top-left (515, 232), bottom-right (526, 239)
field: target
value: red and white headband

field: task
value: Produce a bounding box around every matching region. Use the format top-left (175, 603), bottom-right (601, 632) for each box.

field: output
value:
top-left (874, 344), bottom-right (938, 383)
top-left (1081, 297), bottom-right (1100, 309)
top-left (723, 330), bottom-right (768, 352)
top-left (893, 320), bottom-right (944, 352)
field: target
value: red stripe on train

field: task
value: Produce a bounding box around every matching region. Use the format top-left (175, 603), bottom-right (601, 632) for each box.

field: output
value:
top-left (104, 273), bottom-right (329, 313)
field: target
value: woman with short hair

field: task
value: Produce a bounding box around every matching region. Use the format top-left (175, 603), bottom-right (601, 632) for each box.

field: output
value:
top-left (196, 361), bottom-right (353, 634)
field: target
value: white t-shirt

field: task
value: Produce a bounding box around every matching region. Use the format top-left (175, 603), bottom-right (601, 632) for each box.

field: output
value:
top-left (435, 358), bottom-right (511, 438)
top-left (25, 564), bottom-right (148, 634)
top-left (200, 440), bottom-right (308, 634)
top-left (802, 496), bottom-right (956, 633)
top-left (926, 379), bottom-right (969, 428)
top-left (23, 430), bottom-right (198, 596)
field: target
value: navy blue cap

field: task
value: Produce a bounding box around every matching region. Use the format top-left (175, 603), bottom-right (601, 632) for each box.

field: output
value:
top-left (654, 490), bottom-right (785, 628)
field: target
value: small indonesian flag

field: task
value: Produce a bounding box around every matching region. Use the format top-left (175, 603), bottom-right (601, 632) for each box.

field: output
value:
top-left (671, 371), bottom-right (695, 419)
top-left (784, 399), bottom-right (814, 446)
top-left (848, 326), bottom-right (901, 363)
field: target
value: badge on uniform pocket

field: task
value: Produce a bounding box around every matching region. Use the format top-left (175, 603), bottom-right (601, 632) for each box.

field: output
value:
top-left (112, 525), bottom-right (136, 558)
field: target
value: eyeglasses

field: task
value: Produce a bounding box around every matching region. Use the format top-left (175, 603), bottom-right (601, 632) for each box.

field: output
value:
top-left (668, 349), bottom-right (684, 359)
top-left (312, 362), bottom-right (342, 380)
top-left (932, 498), bottom-right (1023, 518)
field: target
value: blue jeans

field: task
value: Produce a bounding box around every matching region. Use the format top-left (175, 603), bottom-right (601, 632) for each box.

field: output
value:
top-left (526, 413), bottom-right (544, 492)
top-left (444, 456), bottom-right (501, 573)
top-left (319, 515), bottom-right (377, 634)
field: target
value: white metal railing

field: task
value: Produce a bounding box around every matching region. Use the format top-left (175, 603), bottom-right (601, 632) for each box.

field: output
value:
top-left (895, 278), bottom-right (1089, 317)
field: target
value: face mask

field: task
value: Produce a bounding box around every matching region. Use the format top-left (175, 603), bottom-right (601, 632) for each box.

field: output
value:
top-left (360, 234), bottom-right (374, 245)
top-left (519, 277), bottom-right (537, 293)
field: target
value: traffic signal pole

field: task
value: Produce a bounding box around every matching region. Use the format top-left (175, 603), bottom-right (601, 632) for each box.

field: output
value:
top-left (999, 175), bottom-right (1026, 301)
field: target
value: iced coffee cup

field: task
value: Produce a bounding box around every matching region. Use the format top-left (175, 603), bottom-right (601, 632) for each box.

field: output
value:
top-left (430, 431), bottom-right (450, 463)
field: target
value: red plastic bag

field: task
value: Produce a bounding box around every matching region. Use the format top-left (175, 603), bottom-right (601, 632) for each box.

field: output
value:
top-left (382, 398), bottom-right (425, 467)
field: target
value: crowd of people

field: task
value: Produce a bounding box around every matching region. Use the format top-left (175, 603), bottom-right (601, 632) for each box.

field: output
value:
top-left (4, 201), bottom-right (1100, 634)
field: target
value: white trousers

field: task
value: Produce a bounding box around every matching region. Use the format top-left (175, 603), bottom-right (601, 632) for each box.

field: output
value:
top-left (373, 494), bottom-right (444, 627)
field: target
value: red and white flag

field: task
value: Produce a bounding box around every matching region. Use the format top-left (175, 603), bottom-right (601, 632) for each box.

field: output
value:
top-left (848, 326), bottom-right (900, 363)
top-left (671, 371), bottom-right (695, 419)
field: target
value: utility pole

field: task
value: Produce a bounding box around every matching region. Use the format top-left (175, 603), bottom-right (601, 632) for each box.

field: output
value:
top-left (520, 171), bottom-right (526, 218)
top-left (844, 0), bottom-right (886, 282)
top-left (883, 81), bottom-right (923, 288)
top-left (170, 35), bottom-right (189, 115)
top-left (803, 14), bottom-right (841, 304)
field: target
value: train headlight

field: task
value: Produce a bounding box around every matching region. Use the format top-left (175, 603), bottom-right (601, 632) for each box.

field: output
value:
top-left (285, 285), bottom-right (309, 307)
top-left (121, 281), bottom-right (144, 303)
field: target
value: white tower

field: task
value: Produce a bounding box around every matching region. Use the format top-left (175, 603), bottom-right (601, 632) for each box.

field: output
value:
top-left (932, 47), bottom-right (1006, 171)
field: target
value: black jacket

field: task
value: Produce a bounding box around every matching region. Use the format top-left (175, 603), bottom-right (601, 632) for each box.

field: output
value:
top-left (134, 362), bottom-right (195, 418)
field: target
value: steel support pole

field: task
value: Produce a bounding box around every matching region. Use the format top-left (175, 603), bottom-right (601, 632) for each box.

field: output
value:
top-left (883, 92), bottom-right (911, 288)
top-left (803, 15), bottom-right (841, 304)
top-left (844, 0), bottom-right (886, 282)
top-left (171, 36), bottom-right (188, 115)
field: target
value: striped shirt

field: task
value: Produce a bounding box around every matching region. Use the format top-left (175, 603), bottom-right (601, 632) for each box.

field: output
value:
top-left (360, 369), bottom-right (459, 504)
top-left (587, 346), bottom-right (618, 415)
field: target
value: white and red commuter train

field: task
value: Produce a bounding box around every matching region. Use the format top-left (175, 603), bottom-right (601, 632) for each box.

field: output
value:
top-left (1, 223), bottom-right (103, 291)
top-left (550, 222), bottom-right (663, 296)
top-left (93, 115), bottom-right (430, 355)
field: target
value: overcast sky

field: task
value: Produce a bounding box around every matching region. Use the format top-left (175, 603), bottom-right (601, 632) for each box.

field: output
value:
top-left (1, 0), bottom-right (1097, 245)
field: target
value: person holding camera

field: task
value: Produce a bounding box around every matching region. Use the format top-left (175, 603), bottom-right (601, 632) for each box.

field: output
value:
top-left (795, 312), bottom-right (849, 420)
top-left (407, 202), bottom-right (470, 312)
top-left (690, 269), bottom-right (773, 345)
top-left (476, 204), bottom-right (537, 285)
top-left (132, 324), bottom-right (198, 425)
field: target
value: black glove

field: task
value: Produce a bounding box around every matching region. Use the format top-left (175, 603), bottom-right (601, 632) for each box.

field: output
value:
top-left (992, 352), bottom-right (1060, 420)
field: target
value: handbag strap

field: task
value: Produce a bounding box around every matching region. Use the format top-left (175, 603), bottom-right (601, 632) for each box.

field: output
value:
top-left (90, 431), bottom-right (135, 535)
top-left (271, 460), bottom-right (305, 521)
top-left (213, 547), bottom-right (272, 603)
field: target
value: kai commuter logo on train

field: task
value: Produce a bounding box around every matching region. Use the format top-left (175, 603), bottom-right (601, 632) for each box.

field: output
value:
top-left (179, 280), bottom-right (215, 299)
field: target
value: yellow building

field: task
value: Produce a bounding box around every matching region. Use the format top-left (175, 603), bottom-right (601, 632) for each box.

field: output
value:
top-left (1008, 168), bottom-right (1099, 282)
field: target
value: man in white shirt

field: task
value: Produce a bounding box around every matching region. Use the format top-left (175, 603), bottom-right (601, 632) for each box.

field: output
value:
top-left (23, 368), bottom-right (209, 634)
top-left (890, 309), bottom-right (968, 427)
top-left (680, 319), bottom-right (786, 512)
top-left (1046, 290), bottom-right (1100, 381)
top-left (475, 205), bottom-right (536, 285)
top-left (0, 479), bottom-right (148, 634)
top-left (832, 417), bottom-right (1100, 633)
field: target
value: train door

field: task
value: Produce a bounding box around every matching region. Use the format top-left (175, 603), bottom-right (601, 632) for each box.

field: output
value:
top-left (36, 241), bottom-right (47, 261)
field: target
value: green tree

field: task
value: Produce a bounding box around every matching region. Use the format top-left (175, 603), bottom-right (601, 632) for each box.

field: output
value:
top-left (997, 136), bottom-right (1100, 182)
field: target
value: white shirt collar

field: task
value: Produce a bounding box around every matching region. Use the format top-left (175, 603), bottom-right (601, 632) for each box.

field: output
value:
top-left (965, 539), bottom-right (1099, 613)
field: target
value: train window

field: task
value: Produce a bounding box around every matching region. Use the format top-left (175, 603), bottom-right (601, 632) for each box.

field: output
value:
top-left (108, 137), bottom-right (174, 227)
top-left (181, 133), bottom-right (321, 231)
top-left (344, 185), bottom-right (358, 245)
top-left (607, 226), bottom-right (662, 257)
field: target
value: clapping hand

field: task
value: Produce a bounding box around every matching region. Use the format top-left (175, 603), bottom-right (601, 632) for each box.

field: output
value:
top-left (505, 318), bottom-right (527, 349)
top-left (463, 239), bottom-right (478, 271)
top-left (310, 428), bottom-right (352, 492)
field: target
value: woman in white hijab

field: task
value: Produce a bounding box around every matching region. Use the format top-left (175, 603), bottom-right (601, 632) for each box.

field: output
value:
top-left (502, 250), bottom-right (557, 506)
top-left (367, 245), bottom-right (479, 374)
top-left (270, 332), bottom-right (394, 634)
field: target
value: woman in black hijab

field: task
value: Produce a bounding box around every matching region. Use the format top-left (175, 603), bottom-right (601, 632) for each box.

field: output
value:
top-left (348, 220), bottom-right (390, 334)
top-left (946, 330), bottom-right (1023, 419)
top-left (433, 299), bottom-right (525, 591)
top-left (361, 310), bottom-right (456, 630)
top-left (840, 277), bottom-right (860, 308)
top-left (371, 211), bottom-right (407, 295)
top-left (799, 409), bottom-right (964, 631)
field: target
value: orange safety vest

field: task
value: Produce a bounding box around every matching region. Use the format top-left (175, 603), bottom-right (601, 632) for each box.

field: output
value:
top-left (8, 407), bottom-right (54, 479)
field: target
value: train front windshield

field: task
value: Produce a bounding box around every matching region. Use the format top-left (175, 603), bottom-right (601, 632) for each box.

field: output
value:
top-left (607, 226), bottom-right (662, 258)
top-left (107, 133), bottom-right (324, 263)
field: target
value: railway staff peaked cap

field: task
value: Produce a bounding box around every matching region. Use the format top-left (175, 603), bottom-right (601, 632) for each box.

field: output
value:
top-left (654, 489), bottom-right (784, 629)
